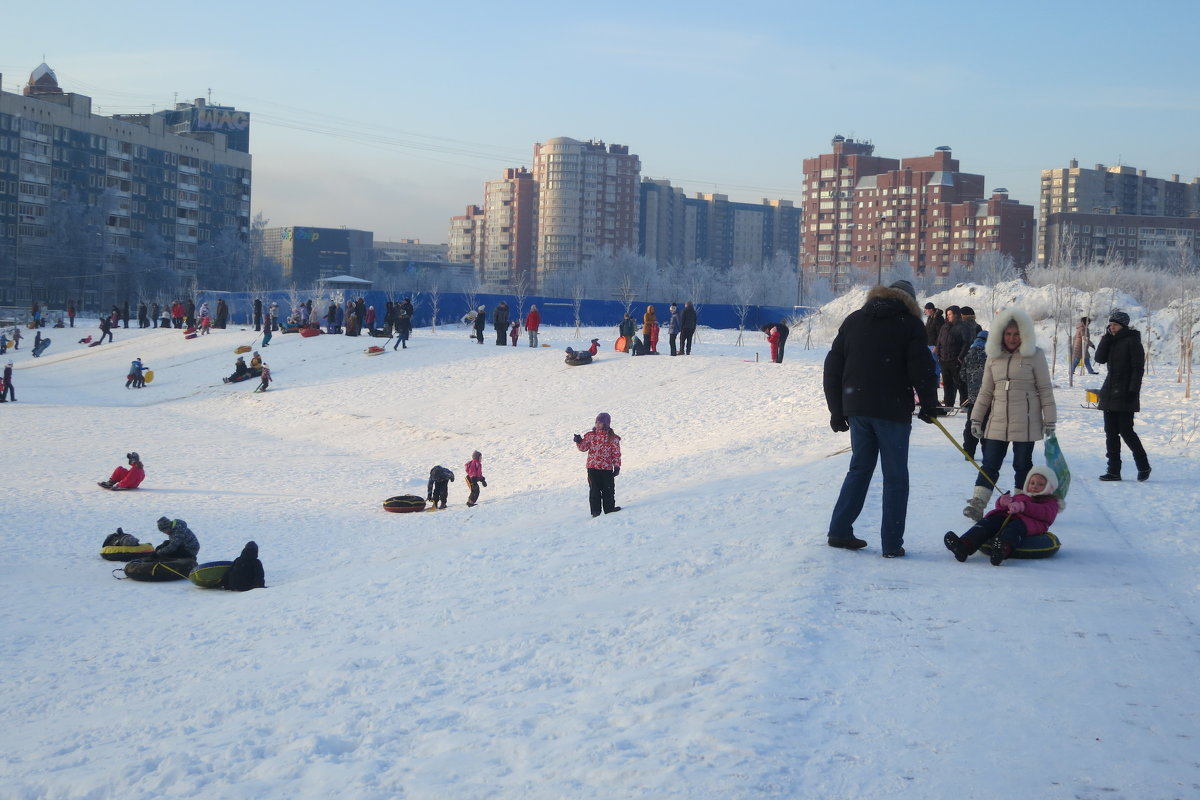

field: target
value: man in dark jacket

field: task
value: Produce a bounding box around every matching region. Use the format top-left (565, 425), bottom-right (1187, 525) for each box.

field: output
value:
top-left (493, 302), bottom-right (509, 345)
top-left (680, 301), bottom-right (698, 355)
top-left (823, 280), bottom-right (941, 557)
top-left (1095, 311), bottom-right (1151, 481)
top-left (924, 303), bottom-right (944, 383)
top-left (473, 305), bottom-right (486, 344)
top-left (936, 305), bottom-right (970, 407)
top-left (427, 465), bottom-right (455, 509)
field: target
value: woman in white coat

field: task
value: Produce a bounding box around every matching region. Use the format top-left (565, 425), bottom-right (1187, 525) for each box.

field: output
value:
top-left (963, 307), bottom-right (1057, 520)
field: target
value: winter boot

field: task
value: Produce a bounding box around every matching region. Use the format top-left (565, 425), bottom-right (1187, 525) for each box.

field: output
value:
top-left (828, 534), bottom-right (868, 550)
top-left (963, 486), bottom-right (991, 521)
top-left (98, 480), bottom-right (114, 489)
top-left (944, 532), bottom-right (969, 562)
top-left (1137, 466), bottom-right (1152, 482)
top-left (1099, 471), bottom-right (1121, 481)
top-left (988, 535), bottom-right (1012, 566)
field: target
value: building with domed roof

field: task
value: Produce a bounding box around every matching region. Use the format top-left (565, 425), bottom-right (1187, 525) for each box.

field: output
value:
top-left (0, 63), bottom-right (252, 311)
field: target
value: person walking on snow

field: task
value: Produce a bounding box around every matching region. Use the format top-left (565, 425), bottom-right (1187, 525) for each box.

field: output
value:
top-left (1095, 310), bottom-right (1151, 482)
top-left (464, 451), bottom-right (486, 507)
top-left (574, 412), bottom-right (622, 517)
top-left (963, 307), bottom-right (1056, 520)
top-left (254, 363), bottom-right (272, 392)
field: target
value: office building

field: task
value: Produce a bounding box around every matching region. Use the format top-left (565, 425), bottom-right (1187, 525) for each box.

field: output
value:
top-left (260, 226), bottom-right (373, 285)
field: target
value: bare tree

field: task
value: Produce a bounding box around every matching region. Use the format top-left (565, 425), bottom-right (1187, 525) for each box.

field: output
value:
top-left (428, 283), bottom-right (441, 333)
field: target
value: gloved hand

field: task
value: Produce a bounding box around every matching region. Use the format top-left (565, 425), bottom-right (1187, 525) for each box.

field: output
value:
top-left (996, 493), bottom-right (1011, 510)
top-left (917, 406), bottom-right (945, 424)
top-left (1008, 500), bottom-right (1025, 515)
top-left (829, 415), bottom-right (850, 433)
top-left (1044, 423), bottom-right (1056, 439)
top-left (479, 477), bottom-right (487, 487)
top-left (613, 466), bottom-right (620, 477)
top-left (970, 420), bottom-right (983, 440)
top-left (573, 433), bottom-right (583, 444)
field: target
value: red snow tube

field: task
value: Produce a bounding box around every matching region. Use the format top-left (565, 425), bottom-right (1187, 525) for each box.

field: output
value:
top-left (300, 327), bottom-right (321, 338)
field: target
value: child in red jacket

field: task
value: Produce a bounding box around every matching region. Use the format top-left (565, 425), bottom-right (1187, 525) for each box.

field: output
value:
top-left (99, 452), bottom-right (145, 490)
top-left (944, 464), bottom-right (1061, 565)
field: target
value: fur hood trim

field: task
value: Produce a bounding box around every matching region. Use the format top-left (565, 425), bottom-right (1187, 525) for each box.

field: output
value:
top-left (1019, 463), bottom-right (1065, 512)
top-left (985, 307), bottom-right (1037, 358)
top-left (865, 285), bottom-right (922, 319)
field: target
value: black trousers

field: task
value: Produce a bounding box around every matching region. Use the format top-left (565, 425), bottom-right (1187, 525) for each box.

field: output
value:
top-left (587, 467), bottom-right (617, 515)
top-left (1103, 410), bottom-right (1149, 473)
top-left (941, 362), bottom-right (963, 406)
top-left (430, 481), bottom-right (448, 507)
top-left (962, 515), bottom-right (1028, 553)
top-left (680, 329), bottom-right (694, 355)
top-left (669, 332), bottom-right (679, 356)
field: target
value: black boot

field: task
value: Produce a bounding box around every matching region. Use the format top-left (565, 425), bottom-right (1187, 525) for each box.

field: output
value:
top-left (1137, 466), bottom-right (1151, 482)
top-left (944, 532), bottom-right (969, 562)
top-left (989, 535), bottom-right (1012, 566)
top-left (1099, 472), bottom-right (1121, 481)
top-left (828, 534), bottom-right (868, 550)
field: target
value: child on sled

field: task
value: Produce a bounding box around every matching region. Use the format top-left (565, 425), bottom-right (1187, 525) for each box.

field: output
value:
top-left (944, 464), bottom-right (1061, 565)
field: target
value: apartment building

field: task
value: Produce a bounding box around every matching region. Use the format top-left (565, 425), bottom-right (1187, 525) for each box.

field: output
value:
top-left (802, 136), bottom-right (1033, 283)
top-left (481, 167), bottom-right (536, 287)
top-left (532, 137), bottom-right (640, 284)
top-left (1039, 160), bottom-right (1200, 265)
top-left (0, 63), bottom-right (252, 309)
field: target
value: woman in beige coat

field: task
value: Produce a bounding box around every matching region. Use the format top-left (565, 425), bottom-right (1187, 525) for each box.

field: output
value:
top-left (963, 307), bottom-right (1057, 520)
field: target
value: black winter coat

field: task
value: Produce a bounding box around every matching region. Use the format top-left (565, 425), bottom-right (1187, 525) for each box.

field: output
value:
top-left (681, 304), bottom-right (697, 331)
top-left (222, 541), bottom-right (265, 591)
top-left (1095, 327), bottom-right (1144, 412)
top-left (936, 319), bottom-right (970, 366)
top-left (824, 286), bottom-right (939, 423)
top-left (493, 304), bottom-right (509, 330)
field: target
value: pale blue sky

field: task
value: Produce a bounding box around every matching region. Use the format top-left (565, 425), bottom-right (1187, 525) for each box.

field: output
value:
top-left (4, 0), bottom-right (1198, 244)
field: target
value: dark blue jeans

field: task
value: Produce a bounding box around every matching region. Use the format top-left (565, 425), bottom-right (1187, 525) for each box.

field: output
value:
top-left (828, 416), bottom-right (911, 552)
top-left (975, 438), bottom-right (1034, 493)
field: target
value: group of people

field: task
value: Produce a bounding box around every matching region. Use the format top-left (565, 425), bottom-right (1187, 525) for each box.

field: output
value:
top-left (822, 278), bottom-right (1151, 564)
top-left (96, 453), bottom-right (264, 590)
top-left (425, 451), bottom-right (486, 509)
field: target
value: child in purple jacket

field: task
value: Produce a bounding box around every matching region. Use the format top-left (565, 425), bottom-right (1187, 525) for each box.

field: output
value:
top-left (944, 464), bottom-right (1061, 565)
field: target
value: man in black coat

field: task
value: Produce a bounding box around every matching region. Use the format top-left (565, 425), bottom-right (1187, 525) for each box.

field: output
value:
top-left (222, 541), bottom-right (265, 591)
top-left (680, 301), bottom-right (698, 355)
top-left (936, 305), bottom-right (970, 407)
top-left (493, 302), bottom-right (509, 345)
top-left (823, 280), bottom-right (941, 557)
top-left (1095, 311), bottom-right (1151, 481)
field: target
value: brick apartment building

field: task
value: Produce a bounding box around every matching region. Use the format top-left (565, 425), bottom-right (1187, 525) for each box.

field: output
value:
top-left (801, 136), bottom-right (1034, 285)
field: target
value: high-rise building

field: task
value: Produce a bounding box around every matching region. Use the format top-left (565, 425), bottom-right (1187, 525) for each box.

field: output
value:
top-left (1038, 160), bottom-right (1200, 265)
top-left (639, 178), bottom-right (687, 267)
top-left (532, 137), bottom-right (640, 284)
top-left (801, 136), bottom-right (1034, 283)
top-left (448, 205), bottom-right (484, 267)
top-left (0, 64), bottom-right (252, 310)
top-left (481, 167), bottom-right (536, 287)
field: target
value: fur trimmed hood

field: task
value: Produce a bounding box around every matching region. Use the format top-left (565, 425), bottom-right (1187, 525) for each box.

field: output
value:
top-left (985, 307), bottom-right (1038, 358)
top-left (1021, 464), bottom-right (1065, 512)
top-left (864, 285), bottom-right (922, 319)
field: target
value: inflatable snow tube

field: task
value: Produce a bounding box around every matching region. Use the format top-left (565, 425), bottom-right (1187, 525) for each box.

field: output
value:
top-left (234, 345), bottom-right (252, 354)
top-left (188, 561), bottom-right (234, 588)
top-left (980, 532), bottom-right (1061, 559)
top-left (122, 558), bottom-right (197, 581)
top-left (365, 345), bottom-right (386, 356)
top-left (101, 544), bottom-right (156, 562)
top-left (564, 356), bottom-right (594, 366)
top-left (300, 327), bottom-right (321, 338)
top-left (383, 495), bottom-right (427, 513)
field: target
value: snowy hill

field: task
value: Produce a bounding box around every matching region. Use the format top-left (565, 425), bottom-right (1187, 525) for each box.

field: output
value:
top-left (2, 312), bottom-right (1197, 799)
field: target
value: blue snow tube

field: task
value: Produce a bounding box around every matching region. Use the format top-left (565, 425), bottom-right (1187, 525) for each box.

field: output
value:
top-left (980, 532), bottom-right (1061, 559)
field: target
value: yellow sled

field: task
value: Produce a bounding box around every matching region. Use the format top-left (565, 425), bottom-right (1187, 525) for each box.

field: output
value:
top-left (143, 370), bottom-right (155, 384)
top-left (234, 345), bottom-right (252, 354)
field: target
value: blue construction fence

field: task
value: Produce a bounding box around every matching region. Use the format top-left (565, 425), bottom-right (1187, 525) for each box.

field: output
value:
top-left (196, 290), bottom-right (809, 332)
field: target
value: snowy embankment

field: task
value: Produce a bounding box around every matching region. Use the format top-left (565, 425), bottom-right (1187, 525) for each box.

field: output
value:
top-left (1, 304), bottom-right (1197, 800)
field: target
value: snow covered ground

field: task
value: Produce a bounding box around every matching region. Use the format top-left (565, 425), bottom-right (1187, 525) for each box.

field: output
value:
top-left (2, 292), bottom-right (1198, 799)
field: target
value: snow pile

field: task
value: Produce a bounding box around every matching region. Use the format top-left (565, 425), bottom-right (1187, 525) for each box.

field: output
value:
top-left (1, 315), bottom-right (1197, 799)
